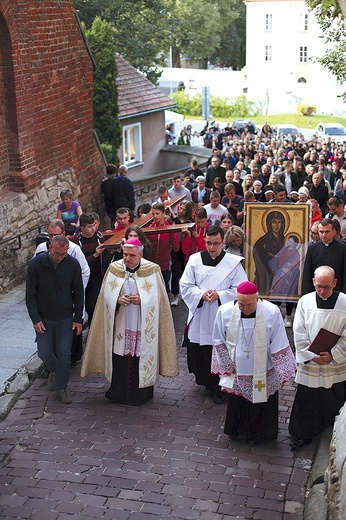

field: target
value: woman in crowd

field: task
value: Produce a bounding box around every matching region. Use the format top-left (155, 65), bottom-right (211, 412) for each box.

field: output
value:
top-left (310, 199), bottom-right (323, 225)
top-left (293, 160), bottom-right (306, 189)
top-left (212, 177), bottom-right (223, 193)
top-left (220, 213), bottom-right (234, 234)
top-left (296, 186), bottom-right (310, 204)
top-left (170, 200), bottom-right (195, 306)
top-left (136, 203), bottom-right (152, 218)
top-left (334, 169), bottom-right (346, 192)
top-left (264, 172), bottom-right (281, 192)
top-left (56, 189), bottom-right (82, 236)
top-left (241, 174), bottom-right (254, 194)
top-left (182, 207), bottom-right (209, 263)
top-left (225, 226), bottom-right (244, 257)
top-left (124, 225), bottom-right (151, 260)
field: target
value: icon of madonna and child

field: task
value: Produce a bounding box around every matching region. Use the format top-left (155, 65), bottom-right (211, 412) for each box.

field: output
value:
top-left (252, 209), bottom-right (304, 300)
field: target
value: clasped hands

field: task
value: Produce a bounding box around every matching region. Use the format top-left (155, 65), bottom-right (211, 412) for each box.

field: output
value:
top-left (118, 293), bottom-right (141, 306)
top-left (313, 351), bottom-right (333, 365)
top-left (202, 290), bottom-right (219, 304)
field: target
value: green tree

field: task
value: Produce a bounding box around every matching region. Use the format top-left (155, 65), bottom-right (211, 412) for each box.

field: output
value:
top-left (75, 0), bottom-right (246, 78)
top-left (85, 17), bottom-right (122, 163)
top-left (167, 0), bottom-right (221, 68)
top-left (75, 0), bottom-right (170, 83)
top-left (305, 0), bottom-right (346, 100)
top-left (209, 0), bottom-right (246, 70)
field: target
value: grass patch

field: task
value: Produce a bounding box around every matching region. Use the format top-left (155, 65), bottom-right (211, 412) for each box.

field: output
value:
top-left (184, 113), bottom-right (346, 128)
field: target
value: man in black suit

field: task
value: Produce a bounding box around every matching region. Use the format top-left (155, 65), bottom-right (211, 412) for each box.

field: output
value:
top-left (302, 218), bottom-right (346, 295)
top-left (308, 172), bottom-right (330, 215)
top-left (279, 160), bottom-right (298, 194)
top-left (205, 157), bottom-right (226, 188)
top-left (101, 164), bottom-right (118, 226)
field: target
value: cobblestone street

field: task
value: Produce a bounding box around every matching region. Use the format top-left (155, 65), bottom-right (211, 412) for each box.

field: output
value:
top-left (0, 302), bottom-right (315, 520)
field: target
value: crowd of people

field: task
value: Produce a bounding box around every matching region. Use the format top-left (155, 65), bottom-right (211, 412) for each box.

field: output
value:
top-left (24, 122), bottom-right (346, 450)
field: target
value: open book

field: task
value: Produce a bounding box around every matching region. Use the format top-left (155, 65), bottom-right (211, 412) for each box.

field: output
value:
top-left (308, 328), bottom-right (341, 355)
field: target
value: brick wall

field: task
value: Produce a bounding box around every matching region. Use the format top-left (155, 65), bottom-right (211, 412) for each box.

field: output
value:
top-left (0, 0), bottom-right (104, 205)
top-left (0, 0), bottom-right (105, 291)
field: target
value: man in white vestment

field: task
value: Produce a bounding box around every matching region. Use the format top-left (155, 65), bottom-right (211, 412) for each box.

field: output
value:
top-left (289, 266), bottom-right (346, 449)
top-left (180, 225), bottom-right (247, 404)
top-left (212, 281), bottom-right (296, 444)
top-left (81, 238), bottom-right (179, 405)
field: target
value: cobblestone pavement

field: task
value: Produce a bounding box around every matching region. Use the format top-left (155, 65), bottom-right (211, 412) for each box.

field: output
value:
top-left (0, 301), bottom-right (315, 520)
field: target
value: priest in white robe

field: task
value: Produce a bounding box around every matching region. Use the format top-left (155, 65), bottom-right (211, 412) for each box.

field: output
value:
top-left (212, 281), bottom-right (296, 444)
top-left (81, 238), bottom-right (179, 405)
top-left (180, 225), bottom-right (247, 404)
top-left (289, 265), bottom-right (346, 449)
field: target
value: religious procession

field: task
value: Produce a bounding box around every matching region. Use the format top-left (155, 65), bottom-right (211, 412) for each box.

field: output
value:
top-left (26, 123), bottom-right (346, 453)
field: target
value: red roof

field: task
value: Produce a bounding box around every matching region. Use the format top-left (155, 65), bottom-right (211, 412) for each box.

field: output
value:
top-left (116, 54), bottom-right (175, 119)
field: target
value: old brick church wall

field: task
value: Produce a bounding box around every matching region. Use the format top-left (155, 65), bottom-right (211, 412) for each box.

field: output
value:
top-left (0, 0), bottom-right (105, 291)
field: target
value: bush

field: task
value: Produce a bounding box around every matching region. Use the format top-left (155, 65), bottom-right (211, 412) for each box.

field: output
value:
top-left (297, 104), bottom-right (317, 116)
top-left (171, 92), bottom-right (261, 119)
top-left (101, 142), bottom-right (117, 164)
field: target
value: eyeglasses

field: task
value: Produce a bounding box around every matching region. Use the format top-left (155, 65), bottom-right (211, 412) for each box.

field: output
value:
top-left (205, 241), bottom-right (222, 246)
top-left (50, 250), bottom-right (67, 258)
top-left (314, 284), bottom-right (333, 290)
top-left (49, 232), bottom-right (63, 238)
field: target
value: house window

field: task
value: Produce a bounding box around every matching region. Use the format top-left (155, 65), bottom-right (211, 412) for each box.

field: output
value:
top-left (265, 45), bottom-right (272, 62)
top-left (122, 123), bottom-right (142, 165)
top-left (299, 46), bottom-right (308, 63)
top-left (265, 14), bottom-right (272, 30)
top-left (304, 14), bottom-right (308, 30)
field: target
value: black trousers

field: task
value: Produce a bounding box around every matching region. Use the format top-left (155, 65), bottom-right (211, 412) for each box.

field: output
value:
top-left (224, 392), bottom-right (279, 443)
top-left (187, 342), bottom-right (222, 396)
top-left (171, 249), bottom-right (185, 296)
top-left (105, 353), bottom-right (154, 406)
top-left (289, 382), bottom-right (346, 439)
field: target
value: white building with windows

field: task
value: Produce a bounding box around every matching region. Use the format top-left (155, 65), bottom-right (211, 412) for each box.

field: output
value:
top-left (243, 0), bottom-right (346, 115)
top-left (158, 0), bottom-right (345, 116)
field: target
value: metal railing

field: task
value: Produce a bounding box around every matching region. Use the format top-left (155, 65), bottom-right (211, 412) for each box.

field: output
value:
top-left (0, 225), bottom-right (45, 251)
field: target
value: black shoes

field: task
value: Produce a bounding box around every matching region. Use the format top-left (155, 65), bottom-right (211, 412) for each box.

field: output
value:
top-left (211, 393), bottom-right (225, 404)
top-left (291, 438), bottom-right (312, 450)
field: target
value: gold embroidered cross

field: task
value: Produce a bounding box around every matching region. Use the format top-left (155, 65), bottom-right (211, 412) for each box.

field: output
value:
top-left (142, 280), bottom-right (153, 293)
top-left (109, 279), bottom-right (119, 291)
top-left (244, 347), bottom-right (251, 359)
top-left (255, 380), bottom-right (266, 392)
top-left (116, 333), bottom-right (123, 341)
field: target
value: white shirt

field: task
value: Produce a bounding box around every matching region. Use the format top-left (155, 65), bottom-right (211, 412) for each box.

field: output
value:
top-left (204, 203), bottom-right (228, 225)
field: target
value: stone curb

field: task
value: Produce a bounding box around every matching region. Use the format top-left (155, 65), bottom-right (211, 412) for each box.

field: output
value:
top-left (0, 353), bottom-right (43, 421)
top-left (304, 427), bottom-right (332, 520)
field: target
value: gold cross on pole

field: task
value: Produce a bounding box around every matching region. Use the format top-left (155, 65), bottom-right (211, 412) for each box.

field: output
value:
top-left (255, 380), bottom-right (266, 392)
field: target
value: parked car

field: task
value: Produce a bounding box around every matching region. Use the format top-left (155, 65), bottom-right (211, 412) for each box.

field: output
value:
top-left (314, 122), bottom-right (346, 144)
top-left (274, 124), bottom-right (299, 140)
top-left (232, 119), bottom-right (257, 134)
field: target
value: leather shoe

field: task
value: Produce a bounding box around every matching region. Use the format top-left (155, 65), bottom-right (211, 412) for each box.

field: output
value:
top-left (291, 438), bottom-right (312, 450)
top-left (211, 393), bottom-right (224, 404)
